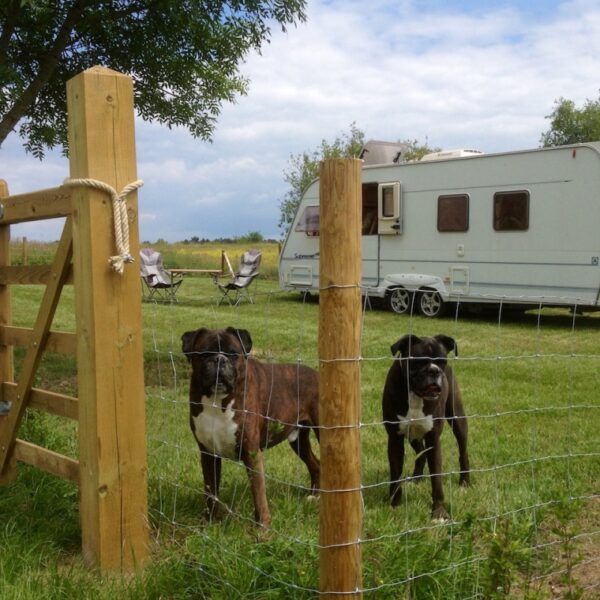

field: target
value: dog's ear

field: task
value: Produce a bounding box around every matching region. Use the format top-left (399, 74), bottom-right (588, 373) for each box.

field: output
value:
top-left (391, 334), bottom-right (421, 358)
top-left (434, 334), bottom-right (458, 357)
top-left (227, 327), bottom-right (253, 357)
top-left (181, 328), bottom-right (207, 361)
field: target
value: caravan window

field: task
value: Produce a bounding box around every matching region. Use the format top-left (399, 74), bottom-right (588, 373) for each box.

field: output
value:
top-left (295, 205), bottom-right (320, 236)
top-left (362, 183), bottom-right (378, 235)
top-left (381, 187), bottom-right (396, 217)
top-left (438, 194), bottom-right (469, 232)
top-left (493, 191), bottom-right (529, 231)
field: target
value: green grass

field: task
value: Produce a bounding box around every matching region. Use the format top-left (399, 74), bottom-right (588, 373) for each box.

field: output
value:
top-left (1, 271), bottom-right (599, 599)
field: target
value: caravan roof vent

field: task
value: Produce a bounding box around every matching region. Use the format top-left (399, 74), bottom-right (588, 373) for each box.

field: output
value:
top-left (359, 140), bottom-right (411, 165)
top-left (420, 149), bottom-right (483, 162)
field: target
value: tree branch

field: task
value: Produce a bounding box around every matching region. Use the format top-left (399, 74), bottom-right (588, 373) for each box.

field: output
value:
top-left (0, 0), bottom-right (22, 65)
top-left (0, 0), bottom-right (91, 147)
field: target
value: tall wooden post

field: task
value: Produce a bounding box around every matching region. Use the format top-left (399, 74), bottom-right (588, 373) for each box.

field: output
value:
top-left (318, 158), bottom-right (363, 597)
top-left (0, 180), bottom-right (16, 484)
top-left (66, 67), bottom-right (148, 571)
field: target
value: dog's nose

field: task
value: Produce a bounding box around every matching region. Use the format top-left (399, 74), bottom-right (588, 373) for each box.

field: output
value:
top-left (427, 365), bottom-right (441, 378)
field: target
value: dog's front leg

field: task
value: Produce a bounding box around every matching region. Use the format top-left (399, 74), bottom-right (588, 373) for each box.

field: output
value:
top-left (387, 431), bottom-right (405, 507)
top-left (410, 438), bottom-right (427, 482)
top-left (423, 431), bottom-right (449, 521)
top-left (200, 446), bottom-right (222, 521)
top-left (242, 448), bottom-right (271, 529)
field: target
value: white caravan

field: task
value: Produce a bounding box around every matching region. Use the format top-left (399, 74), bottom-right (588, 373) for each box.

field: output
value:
top-left (279, 141), bottom-right (600, 317)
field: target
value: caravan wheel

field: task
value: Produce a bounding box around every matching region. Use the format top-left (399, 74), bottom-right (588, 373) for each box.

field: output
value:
top-left (387, 288), bottom-right (412, 314)
top-left (418, 289), bottom-right (445, 318)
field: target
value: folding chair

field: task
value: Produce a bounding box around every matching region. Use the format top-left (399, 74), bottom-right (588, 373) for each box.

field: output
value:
top-left (140, 248), bottom-right (183, 302)
top-left (216, 249), bottom-right (262, 306)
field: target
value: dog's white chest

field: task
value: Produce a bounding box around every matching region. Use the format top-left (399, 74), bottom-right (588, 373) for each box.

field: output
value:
top-left (192, 396), bottom-right (238, 459)
top-left (398, 393), bottom-right (434, 440)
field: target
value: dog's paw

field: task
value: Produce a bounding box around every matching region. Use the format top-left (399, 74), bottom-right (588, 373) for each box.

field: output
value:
top-left (432, 516), bottom-right (451, 524)
top-left (203, 504), bottom-right (223, 523)
top-left (306, 494), bottom-right (319, 502)
top-left (253, 519), bottom-right (272, 541)
top-left (431, 506), bottom-right (451, 523)
top-left (250, 525), bottom-right (272, 543)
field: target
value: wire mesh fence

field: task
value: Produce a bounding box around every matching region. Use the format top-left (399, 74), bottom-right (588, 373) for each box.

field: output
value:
top-left (143, 276), bottom-right (600, 598)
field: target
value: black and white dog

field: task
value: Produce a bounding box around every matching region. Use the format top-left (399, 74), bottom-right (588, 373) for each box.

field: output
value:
top-left (382, 334), bottom-right (470, 521)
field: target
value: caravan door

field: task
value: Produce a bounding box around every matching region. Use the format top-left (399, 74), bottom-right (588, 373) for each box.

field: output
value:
top-left (362, 181), bottom-right (402, 289)
top-left (361, 183), bottom-right (380, 289)
top-left (378, 182), bottom-right (402, 235)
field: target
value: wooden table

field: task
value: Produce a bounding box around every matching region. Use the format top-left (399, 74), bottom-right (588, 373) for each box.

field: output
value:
top-left (168, 251), bottom-right (234, 282)
top-left (169, 268), bottom-right (223, 282)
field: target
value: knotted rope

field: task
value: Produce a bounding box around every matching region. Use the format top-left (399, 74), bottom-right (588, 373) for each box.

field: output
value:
top-left (64, 178), bottom-right (144, 274)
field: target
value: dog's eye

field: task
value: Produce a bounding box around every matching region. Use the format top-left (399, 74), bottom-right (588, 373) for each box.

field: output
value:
top-left (410, 364), bottom-right (428, 375)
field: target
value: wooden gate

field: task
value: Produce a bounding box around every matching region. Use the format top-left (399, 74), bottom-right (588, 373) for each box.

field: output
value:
top-left (0, 67), bottom-right (148, 572)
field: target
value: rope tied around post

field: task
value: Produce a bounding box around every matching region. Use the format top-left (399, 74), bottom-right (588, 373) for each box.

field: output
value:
top-left (64, 177), bottom-right (144, 274)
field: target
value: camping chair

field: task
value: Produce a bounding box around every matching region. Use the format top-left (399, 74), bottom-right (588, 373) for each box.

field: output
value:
top-left (140, 248), bottom-right (183, 302)
top-left (216, 249), bottom-right (262, 306)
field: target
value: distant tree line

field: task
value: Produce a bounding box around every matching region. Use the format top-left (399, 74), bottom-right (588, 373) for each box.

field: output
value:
top-left (142, 231), bottom-right (279, 245)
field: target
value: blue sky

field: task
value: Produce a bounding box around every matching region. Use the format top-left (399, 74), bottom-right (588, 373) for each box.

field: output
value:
top-left (2, 0), bottom-right (600, 242)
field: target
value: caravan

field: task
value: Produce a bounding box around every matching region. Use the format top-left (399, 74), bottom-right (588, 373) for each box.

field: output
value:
top-left (279, 141), bottom-right (600, 316)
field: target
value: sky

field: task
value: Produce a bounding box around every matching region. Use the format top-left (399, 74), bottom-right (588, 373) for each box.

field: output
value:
top-left (2, 0), bottom-right (600, 242)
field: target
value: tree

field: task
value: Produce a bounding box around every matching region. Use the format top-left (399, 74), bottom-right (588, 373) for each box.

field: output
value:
top-left (278, 122), bottom-right (365, 234)
top-left (0, 0), bottom-right (306, 158)
top-left (277, 127), bottom-right (440, 235)
top-left (540, 93), bottom-right (600, 147)
top-left (401, 138), bottom-right (441, 161)
top-left (239, 231), bottom-right (264, 243)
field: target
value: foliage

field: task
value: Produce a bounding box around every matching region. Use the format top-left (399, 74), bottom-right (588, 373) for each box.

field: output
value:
top-left (540, 92), bottom-right (600, 147)
top-left (0, 0), bottom-right (307, 158)
top-left (549, 498), bottom-right (585, 600)
top-left (401, 137), bottom-right (441, 161)
top-left (238, 230), bottom-right (264, 244)
top-left (278, 122), bottom-right (365, 235)
top-left (481, 518), bottom-right (536, 598)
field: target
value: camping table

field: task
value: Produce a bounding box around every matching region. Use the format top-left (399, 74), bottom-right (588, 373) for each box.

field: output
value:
top-left (168, 251), bottom-right (234, 282)
top-left (169, 268), bottom-right (223, 282)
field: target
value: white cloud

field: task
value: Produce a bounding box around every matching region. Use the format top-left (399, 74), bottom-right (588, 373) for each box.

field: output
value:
top-left (2, 0), bottom-right (600, 241)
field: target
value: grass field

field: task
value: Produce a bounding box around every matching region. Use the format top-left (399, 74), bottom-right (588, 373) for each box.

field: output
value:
top-left (1, 241), bottom-right (599, 599)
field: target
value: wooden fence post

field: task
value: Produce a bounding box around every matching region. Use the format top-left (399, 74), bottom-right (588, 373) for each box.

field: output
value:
top-left (318, 158), bottom-right (363, 597)
top-left (66, 66), bottom-right (148, 571)
top-left (0, 180), bottom-right (16, 484)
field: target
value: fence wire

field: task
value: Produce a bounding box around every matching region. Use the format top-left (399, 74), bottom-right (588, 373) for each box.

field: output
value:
top-left (144, 279), bottom-right (600, 598)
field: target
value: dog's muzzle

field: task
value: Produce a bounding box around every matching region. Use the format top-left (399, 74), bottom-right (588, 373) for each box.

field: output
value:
top-left (415, 365), bottom-right (443, 399)
top-left (199, 353), bottom-right (236, 393)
